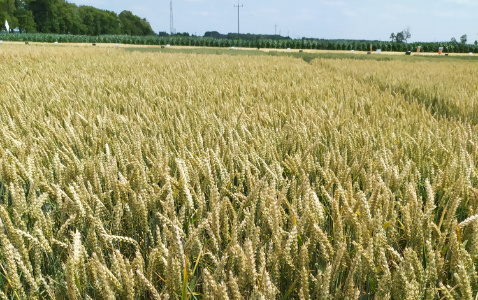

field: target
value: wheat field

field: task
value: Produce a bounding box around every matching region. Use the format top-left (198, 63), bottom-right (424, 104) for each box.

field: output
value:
top-left (0, 45), bottom-right (478, 299)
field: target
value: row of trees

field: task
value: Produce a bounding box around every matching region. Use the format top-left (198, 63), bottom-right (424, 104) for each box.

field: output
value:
top-left (389, 29), bottom-right (475, 47)
top-left (204, 31), bottom-right (292, 41)
top-left (0, 0), bottom-right (154, 35)
top-left (2, 32), bottom-right (478, 53)
top-left (390, 27), bottom-right (478, 48)
top-left (451, 34), bottom-right (468, 44)
top-left (390, 28), bottom-right (412, 43)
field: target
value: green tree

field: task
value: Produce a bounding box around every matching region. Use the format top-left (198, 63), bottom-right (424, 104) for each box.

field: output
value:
top-left (78, 6), bottom-right (101, 35)
top-left (13, 0), bottom-right (35, 32)
top-left (460, 34), bottom-right (467, 44)
top-left (15, 8), bottom-right (35, 32)
top-left (403, 27), bottom-right (411, 43)
top-left (389, 32), bottom-right (396, 42)
top-left (0, 0), bottom-right (18, 31)
top-left (27, 0), bottom-right (62, 33)
top-left (4, 0), bottom-right (153, 35)
top-left (396, 32), bottom-right (405, 43)
top-left (119, 10), bottom-right (154, 36)
top-left (98, 10), bottom-right (120, 35)
top-left (390, 28), bottom-right (410, 43)
top-left (65, 3), bottom-right (87, 34)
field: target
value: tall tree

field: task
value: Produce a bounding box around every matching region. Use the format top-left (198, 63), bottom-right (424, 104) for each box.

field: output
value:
top-left (14, 0), bottom-right (35, 32)
top-left (0, 0), bottom-right (18, 31)
top-left (390, 29), bottom-right (410, 43)
top-left (27, 0), bottom-right (61, 33)
top-left (396, 32), bottom-right (405, 43)
top-left (4, 0), bottom-right (154, 35)
top-left (119, 10), bottom-right (154, 36)
top-left (403, 27), bottom-right (411, 43)
top-left (389, 33), bottom-right (396, 42)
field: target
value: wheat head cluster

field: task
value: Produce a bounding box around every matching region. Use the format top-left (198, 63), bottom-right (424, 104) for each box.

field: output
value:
top-left (0, 45), bottom-right (477, 299)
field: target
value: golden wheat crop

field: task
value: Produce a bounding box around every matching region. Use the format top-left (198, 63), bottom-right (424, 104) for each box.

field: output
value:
top-left (0, 45), bottom-right (478, 299)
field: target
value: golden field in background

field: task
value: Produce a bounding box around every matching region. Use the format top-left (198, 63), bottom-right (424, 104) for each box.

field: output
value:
top-left (0, 45), bottom-right (478, 299)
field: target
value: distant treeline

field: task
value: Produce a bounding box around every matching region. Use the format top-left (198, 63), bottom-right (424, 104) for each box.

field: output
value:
top-left (204, 31), bottom-right (292, 41)
top-left (157, 31), bottom-right (293, 41)
top-left (1, 33), bottom-right (477, 54)
top-left (0, 0), bottom-right (154, 35)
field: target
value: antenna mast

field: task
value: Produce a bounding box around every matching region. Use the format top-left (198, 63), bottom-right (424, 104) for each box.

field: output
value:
top-left (234, 0), bottom-right (243, 40)
top-left (170, 0), bottom-right (175, 35)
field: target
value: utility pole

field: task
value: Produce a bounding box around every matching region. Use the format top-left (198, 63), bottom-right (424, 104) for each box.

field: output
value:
top-left (170, 0), bottom-right (175, 35)
top-left (234, 0), bottom-right (243, 41)
top-left (274, 24), bottom-right (277, 36)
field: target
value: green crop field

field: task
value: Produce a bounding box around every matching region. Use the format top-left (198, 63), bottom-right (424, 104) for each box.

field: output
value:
top-left (1, 33), bottom-right (478, 53)
top-left (0, 44), bottom-right (477, 299)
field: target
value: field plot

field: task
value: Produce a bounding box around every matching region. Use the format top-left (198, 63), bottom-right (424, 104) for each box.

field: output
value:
top-left (1, 45), bottom-right (478, 299)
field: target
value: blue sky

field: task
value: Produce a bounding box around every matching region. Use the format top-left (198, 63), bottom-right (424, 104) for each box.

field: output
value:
top-left (69, 0), bottom-right (478, 42)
